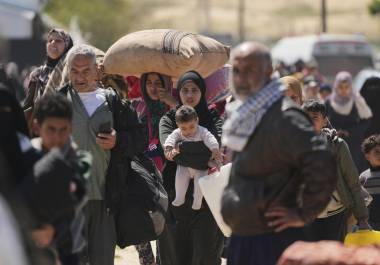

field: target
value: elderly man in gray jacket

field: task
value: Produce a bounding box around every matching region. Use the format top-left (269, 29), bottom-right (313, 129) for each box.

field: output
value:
top-left (61, 44), bottom-right (145, 265)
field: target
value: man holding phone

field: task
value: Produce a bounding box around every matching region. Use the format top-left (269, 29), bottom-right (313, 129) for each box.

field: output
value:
top-left (58, 44), bottom-right (123, 265)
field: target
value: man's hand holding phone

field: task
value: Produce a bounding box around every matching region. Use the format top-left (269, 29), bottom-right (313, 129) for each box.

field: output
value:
top-left (96, 122), bottom-right (117, 150)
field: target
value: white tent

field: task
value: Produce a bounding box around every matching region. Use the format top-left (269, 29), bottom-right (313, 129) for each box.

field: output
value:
top-left (0, 0), bottom-right (46, 39)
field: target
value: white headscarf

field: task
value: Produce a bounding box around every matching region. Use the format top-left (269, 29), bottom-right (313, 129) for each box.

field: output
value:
top-left (329, 71), bottom-right (372, 119)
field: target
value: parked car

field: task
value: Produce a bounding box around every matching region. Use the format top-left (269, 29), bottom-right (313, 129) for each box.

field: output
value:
top-left (271, 34), bottom-right (375, 83)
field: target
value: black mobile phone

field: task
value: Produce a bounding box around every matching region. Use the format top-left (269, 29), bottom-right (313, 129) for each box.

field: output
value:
top-left (98, 122), bottom-right (112, 135)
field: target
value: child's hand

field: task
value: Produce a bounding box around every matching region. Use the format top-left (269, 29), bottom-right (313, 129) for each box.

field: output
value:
top-left (170, 149), bottom-right (180, 159)
top-left (165, 147), bottom-right (180, 161)
top-left (212, 149), bottom-right (223, 164)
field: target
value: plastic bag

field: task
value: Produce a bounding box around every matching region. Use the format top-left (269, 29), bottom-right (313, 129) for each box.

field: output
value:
top-left (198, 163), bottom-right (232, 237)
top-left (344, 229), bottom-right (380, 246)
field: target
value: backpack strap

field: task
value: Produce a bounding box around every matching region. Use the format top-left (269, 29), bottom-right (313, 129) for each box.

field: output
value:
top-left (105, 88), bottom-right (121, 130)
top-left (105, 88), bottom-right (115, 113)
top-left (57, 83), bottom-right (70, 96)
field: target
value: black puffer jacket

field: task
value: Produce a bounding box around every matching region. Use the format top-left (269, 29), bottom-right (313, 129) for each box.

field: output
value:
top-left (221, 97), bottom-right (337, 236)
top-left (104, 89), bottom-right (147, 213)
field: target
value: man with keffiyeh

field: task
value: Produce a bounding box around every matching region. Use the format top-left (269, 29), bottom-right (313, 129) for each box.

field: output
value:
top-left (221, 42), bottom-right (338, 265)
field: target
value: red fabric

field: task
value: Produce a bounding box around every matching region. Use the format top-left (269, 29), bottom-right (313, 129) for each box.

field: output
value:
top-left (204, 65), bottom-right (231, 104)
top-left (209, 100), bottom-right (227, 116)
top-left (126, 76), bottom-right (141, 99)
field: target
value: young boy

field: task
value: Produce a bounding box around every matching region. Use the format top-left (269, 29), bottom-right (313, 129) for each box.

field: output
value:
top-left (32, 93), bottom-right (91, 265)
top-left (302, 99), bottom-right (369, 241)
top-left (360, 135), bottom-right (380, 230)
top-left (164, 105), bottom-right (222, 210)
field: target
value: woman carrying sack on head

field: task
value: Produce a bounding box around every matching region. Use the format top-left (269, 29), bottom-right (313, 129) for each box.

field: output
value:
top-left (131, 72), bottom-right (177, 265)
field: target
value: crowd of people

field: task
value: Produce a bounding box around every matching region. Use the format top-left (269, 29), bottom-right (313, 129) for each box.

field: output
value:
top-left (1, 27), bottom-right (380, 265)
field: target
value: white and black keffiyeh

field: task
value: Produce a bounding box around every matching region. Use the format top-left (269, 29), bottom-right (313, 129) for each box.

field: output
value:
top-left (222, 79), bottom-right (284, 151)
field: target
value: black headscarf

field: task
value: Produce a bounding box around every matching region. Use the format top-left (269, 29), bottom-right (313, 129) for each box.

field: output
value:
top-left (0, 64), bottom-right (13, 95)
top-left (176, 71), bottom-right (212, 129)
top-left (0, 85), bottom-right (29, 189)
top-left (361, 76), bottom-right (380, 136)
top-left (140, 73), bottom-right (172, 137)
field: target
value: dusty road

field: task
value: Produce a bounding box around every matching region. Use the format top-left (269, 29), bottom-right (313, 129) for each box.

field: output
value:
top-left (114, 241), bottom-right (226, 265)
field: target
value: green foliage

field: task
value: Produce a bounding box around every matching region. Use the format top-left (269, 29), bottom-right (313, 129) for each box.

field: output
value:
top-left (369, 0), bottom-right (380, 16)
top-left (44, 0), bottom-right (132, 50)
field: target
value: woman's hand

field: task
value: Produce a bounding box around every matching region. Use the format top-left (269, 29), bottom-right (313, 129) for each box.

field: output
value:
top-left (211, 149), bottom-right (223, 167)
top-left (159, 87), bottom-right (177, 108)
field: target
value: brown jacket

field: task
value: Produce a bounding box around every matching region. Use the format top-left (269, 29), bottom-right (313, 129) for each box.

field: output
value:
top-left (221, 97), bottom-right (337, 236)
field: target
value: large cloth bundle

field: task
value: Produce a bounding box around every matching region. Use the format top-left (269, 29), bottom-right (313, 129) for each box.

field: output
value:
top-left (103, 29), bottom-right (230, 78)
top-left (277, 241), bottom-right (380, 265)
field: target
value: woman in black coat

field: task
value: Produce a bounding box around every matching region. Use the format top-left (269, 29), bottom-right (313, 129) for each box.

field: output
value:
top-left (360, 76), bottom-right (380, 137)
top-left (158, 71), bottom-right (224, 265)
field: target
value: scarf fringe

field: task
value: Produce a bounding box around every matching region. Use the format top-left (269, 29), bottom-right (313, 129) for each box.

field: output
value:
top-left (222, 79), bottom-right (284, 151)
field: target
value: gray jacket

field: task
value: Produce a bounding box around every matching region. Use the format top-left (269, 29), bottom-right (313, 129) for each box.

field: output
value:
top-left (322, 128), bottom-right (369, 221)
top-left (67, 87), bottom-right (113, 200)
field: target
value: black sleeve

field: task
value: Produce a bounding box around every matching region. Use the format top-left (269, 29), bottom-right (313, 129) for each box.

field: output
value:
top-left (159, 111), bottom-right (176, 148)
top-left (113, 99), bottom-right (147, 158)
top-left (10, 91), bottom-right (29, 137)
top-left (278, 108), bottom-right (337, 224)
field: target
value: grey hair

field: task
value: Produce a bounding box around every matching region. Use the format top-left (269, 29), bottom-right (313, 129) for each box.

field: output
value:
top-left (66, 44), bottom-right (96, 69)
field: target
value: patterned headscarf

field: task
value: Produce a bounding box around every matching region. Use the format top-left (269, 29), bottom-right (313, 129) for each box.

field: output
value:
top-left (45, 28), bottom-right (73, 67)
top-left (47, 28), bottom-right (73, 52)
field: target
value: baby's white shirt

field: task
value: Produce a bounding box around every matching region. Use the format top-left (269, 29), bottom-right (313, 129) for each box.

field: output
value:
top-left (164, 125), bottom-right (219, 151)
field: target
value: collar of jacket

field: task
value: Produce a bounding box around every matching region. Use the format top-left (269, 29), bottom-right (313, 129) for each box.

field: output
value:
top-left (370, 165), bottom-right (380, 172)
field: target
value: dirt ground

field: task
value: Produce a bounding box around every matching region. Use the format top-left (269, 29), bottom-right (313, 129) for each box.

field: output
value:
top-left (114, 241), bottom-right (227, 265)
top-left (115, 245), bottom-right (144, 265)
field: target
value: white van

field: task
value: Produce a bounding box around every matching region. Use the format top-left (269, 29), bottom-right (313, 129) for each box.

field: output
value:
top-left (271, 34), bottom-right (375, 83)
